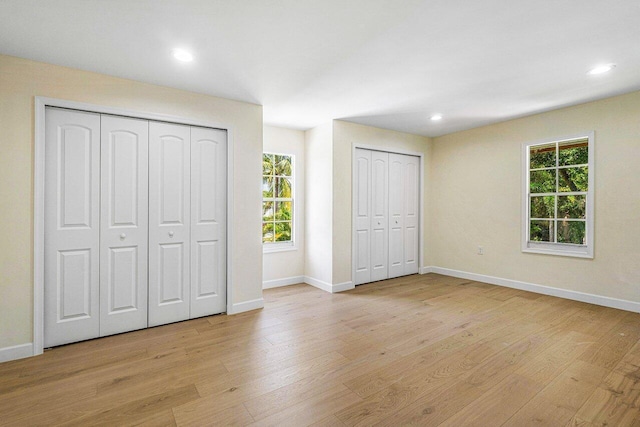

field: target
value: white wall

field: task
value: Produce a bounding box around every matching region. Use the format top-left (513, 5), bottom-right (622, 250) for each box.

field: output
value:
top-left (262, 125), bottom-right (305, 287)
top-left (0, 54), bottom-right (263, 351)
top-left (332, 120), bottom-right (432, 284)
top-left (304, 123), bottom-right (333, 285)
top-left (430, 90), bottom-right (640, 305)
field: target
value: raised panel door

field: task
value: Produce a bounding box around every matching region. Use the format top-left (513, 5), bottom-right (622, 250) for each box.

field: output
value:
top-left (370, 151), bottom-right (389, 282)
top-left (388, 154), bottom-right (405, 279)
top-left (353, 149), bottom-right (371, 285)
top-left (99, 115), bottom-right (149, 336)
top-left (44, 107), bottom-right (101, 347)
top-left (148, 122), bottom-right (191, 327)
top-left (190, 127), bottom-right (227, 318)
top-left (403, 156), bottom-right (420, 275)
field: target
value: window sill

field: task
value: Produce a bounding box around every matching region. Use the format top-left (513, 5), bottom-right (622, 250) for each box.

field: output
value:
top-left (522, 242), bottom-right (593, 259)
top-left (263, 243), bottom-right (298, 254)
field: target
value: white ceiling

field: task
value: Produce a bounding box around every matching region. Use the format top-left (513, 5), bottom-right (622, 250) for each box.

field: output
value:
top-left (2, 0), bottom-right (640, 137)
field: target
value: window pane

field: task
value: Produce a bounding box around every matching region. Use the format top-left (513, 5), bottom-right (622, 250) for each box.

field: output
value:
top-left (262, 177), bottom-right (274, 198)
top-left (530, 170), bottom-right (556, 193)
top-left (557, 220), bottom-right (585, 244)
top-left (263, 153), bottom-right (274, 176)
top-left (274, 155), bottom-right (292, 177)
top-left (262, 222), bottom-right (274, 243)
top-left (275, 201), bottom-right (292, 220)
top-left (262, 201), bottom-right (274, 221)
top-left (557, 195), bottom-right (585, 219)
top-left (274, 221), bottom-right (292, 242)
top-left (558, 166), bottom-right (588, 192)
top-left (275, 177), bottom-right (292, 198)
top-left (530, 196), bottom-right (554, 219)
top-left (530, 144), bottom-right (556, 169)
top-left (559, 139), bottom-right (588, 166)
top-left (530, 220), bottom-right (554, 242)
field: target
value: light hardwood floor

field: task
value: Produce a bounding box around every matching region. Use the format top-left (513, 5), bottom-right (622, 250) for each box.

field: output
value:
top-left (1, 273), bottom-right (639, 426)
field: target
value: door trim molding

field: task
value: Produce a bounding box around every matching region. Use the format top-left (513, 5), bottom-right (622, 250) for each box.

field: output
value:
top-left (34, 96), bottom-right (235, 356)
top-left (351, 144), bottom-right (425, 287)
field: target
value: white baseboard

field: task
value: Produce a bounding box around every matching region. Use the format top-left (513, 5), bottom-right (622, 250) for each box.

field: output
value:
top-left (304, 276), bottom-right (354, 293)
top-left (332, 281), bottom-right (355, 292)
top-left (227, 298), bottom-right (265, 315)
top-left (419, 266), bottom-right (433, 274)
top-left (263, 275), bottom-right (305, 290)
top-left (0, 343), bottom-right (34, 363)
top-left (428, 266), bottom-right (640, 313)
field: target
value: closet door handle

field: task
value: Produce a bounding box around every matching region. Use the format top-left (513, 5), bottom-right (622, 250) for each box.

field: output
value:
top-left (168, 231), bottom-right (174, 238)
top-left (120, 233), bottom-right (126, 240)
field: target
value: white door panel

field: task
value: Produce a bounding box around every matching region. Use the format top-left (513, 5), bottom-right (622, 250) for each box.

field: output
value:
top-left (44, 107), bottom-right (101, 347)
top-left (370, 151), bottom-right (388, 281)
top-left (99, 115), bottom-right (148, 336)
top-left (388, 154), bottom-right (404, 279)
top-left (403, 156), bottom-right (420, 274)
top-left (149, 122), bottom-right (191, 327)
top-left (190, 127), bottom-right (227, 317)
top-left (354, 149), bottom-right (371, 285)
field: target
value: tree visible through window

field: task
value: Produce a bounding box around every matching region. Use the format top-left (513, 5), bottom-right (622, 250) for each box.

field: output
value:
top-left (263, 153), bottom-right (293, 244)
top-left (523, 133), bottom-right (594, 258)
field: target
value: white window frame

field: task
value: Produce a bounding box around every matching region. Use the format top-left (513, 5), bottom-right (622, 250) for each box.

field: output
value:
top-left (262, 152), bottom-right (295, 251)
top-left (521, 131), bottom-right (594, 258)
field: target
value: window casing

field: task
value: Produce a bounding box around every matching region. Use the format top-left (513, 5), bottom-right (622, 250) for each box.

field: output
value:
top-left (522, 132), bottom-right (594, 258)
top-left (262, 153), bottom-right (294, 247)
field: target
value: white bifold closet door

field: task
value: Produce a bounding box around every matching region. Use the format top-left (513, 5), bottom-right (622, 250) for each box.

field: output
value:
top-left (44, 108), bottom-right (101, 347)
top-left (353, 148), bottom-right (419, 286)
top-left (99, 115), bottom-right (149, 336)
top-left (354, 149), bottom-right (389, 285)
top-left (190, 127), bottom-right (227, 318)
top-left (45, 107), bottom-right (227, 347)
top-left (148, 123), bottom-right (227, 326)
top-left (148, 122), bottom-right (191, 327)
top-left (388, 153), bottom-right (420, 278)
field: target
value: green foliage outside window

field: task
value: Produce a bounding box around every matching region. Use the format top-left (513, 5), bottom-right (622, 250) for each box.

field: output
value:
top-left (263, 153), bottom-right (293, 243)
top-left (529, 139), bottom-right (588, 245)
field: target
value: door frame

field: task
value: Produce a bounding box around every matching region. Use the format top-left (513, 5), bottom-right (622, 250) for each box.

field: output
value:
top-left (33, 96), bottom-right (235, 355)
top-left (351, 144), bottom-right (425, 286)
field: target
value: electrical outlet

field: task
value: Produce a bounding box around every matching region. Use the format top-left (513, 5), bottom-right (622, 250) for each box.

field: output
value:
top-left (477, 246), bottom-right (484, 255)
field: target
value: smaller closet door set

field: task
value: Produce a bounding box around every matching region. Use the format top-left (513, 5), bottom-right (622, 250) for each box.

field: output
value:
top-left (44, 107), bottom-right (227, 347)
top-left (354, 148), bottom-right (419, 285)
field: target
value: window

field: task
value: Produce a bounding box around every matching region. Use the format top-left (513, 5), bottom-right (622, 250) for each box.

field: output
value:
top-left (522, 132), bottom-right (594, 258)
top-left (262, 153), bottom-right (293, 245)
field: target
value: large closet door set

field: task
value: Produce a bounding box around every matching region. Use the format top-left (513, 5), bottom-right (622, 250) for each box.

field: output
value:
top-left (354, 148), bottom-right (420, 285)
top-left (44, 107), bottom-right (227, 347)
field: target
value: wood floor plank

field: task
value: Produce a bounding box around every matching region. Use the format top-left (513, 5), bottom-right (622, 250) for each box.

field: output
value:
top-left (246, 385), bottom-right (361, 427)
top-left (1, 273), bottom-right (639, 426)
top-left (503, 360), bottom-right (608, 426)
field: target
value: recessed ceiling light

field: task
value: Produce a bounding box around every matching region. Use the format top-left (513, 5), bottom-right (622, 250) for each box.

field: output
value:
top-left (430, 114), bottom-right (443, 121)
top-left (172, 48), bottom-right (193, 62)
top-left (588, 63), bottom-right (615, 75)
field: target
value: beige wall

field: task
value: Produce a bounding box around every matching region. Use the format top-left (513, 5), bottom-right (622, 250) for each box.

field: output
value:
top-left (431, 90), bottom-right (640, 303)
top-left (332, 120), bottom-right (432, 284)
top-left (0, 54), bottom-right (263, 349)
top-left (263, 125), bottom-right (305, 283)
top-left (304, 123), bottom-right (333, 284)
